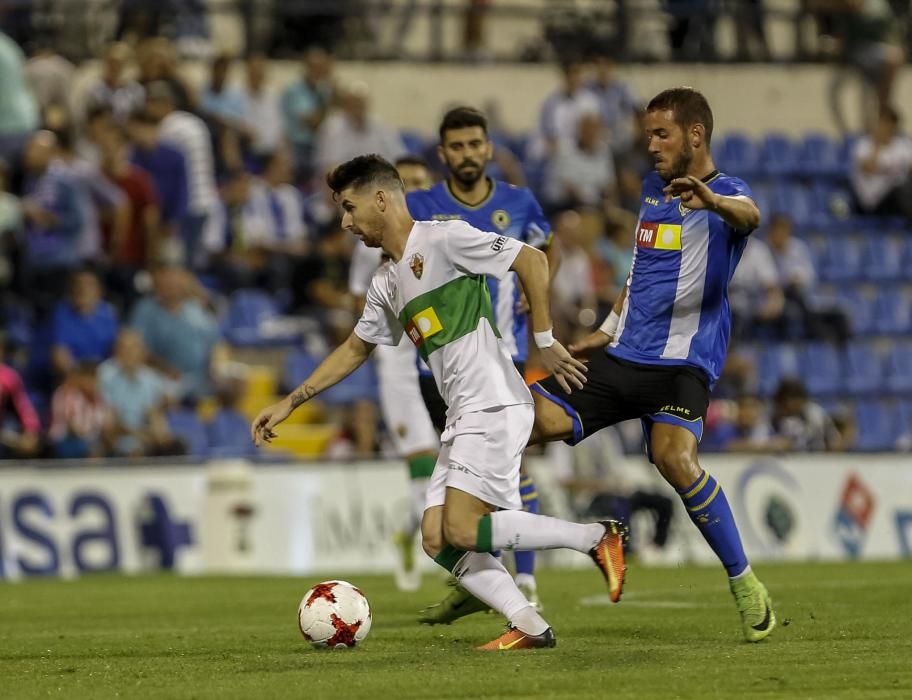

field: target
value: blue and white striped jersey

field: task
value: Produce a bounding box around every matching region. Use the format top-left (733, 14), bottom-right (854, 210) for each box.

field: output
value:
top-left (609, 170), bottom-right (755, 387)
top-left (407, 179), bottom-right (551, 363)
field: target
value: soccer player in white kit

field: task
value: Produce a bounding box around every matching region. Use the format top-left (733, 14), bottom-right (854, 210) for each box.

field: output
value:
top-left (251, 155), bottom-right (627, 650)
top-left (348, 156), bottom-right (439, 591)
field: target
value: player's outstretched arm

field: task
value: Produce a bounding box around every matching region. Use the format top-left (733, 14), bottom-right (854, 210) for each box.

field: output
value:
top-left (662, 176), bottom-right (760, 230)
top-left (251, 332), bottom-right (375, 447)
top-left (510, 245), bottom-right (587, 393)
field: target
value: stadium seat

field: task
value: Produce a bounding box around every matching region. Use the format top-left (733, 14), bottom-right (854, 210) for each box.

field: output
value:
top-left (840, 133), bottom-right (860, 169)
top-left (800, 342), bottom-right (844, 396)
top-left (284, 348), bottom-right (379, 405)
top-left (167, 408), bottom-right (210, 458)
top-left (901, 238), bottom-right (912, 281)
top-left (873, 287), bottom-right (912, 335)
top-left (400, 129), bottom-right (430, 156)
top-left (860, 236), bottom-right (903, 282)
top-left (749, 182), bottom-right (771, 221)
top-left (222, 289), bottom-right (302, 348)
top-left (834, 286), bottom-right (876, 335)
top-left (854, 399), bottom-right (900, 451)
top-left (207, 409), bottom-right (258, 458)
top-left (1, 302), bottom-right (34, 350)
top-left (284, 348), bottom-right (321, 391)
top-left (897, 399), bottom-right (912, 445)
top-left (817, 234), bottom-right (863, 283)
top-left (808, 182), bottom-right (854, 231)
top-left (759, 133), bottom-right (799, 178)
top-left (843, 341), bottom-right (883, 396)
top-left (769, 182), bottom-right (814, 227)
top-left (322, 359), bottom-right (379, 406)
top-left (798, 132), bottom-right (845, 179)
top-left (757, 344), bottom-right (800, 397)
top-left (884, 341), bottom-right (912, 394)
top-left (715, 132), bottom-right (759, 177)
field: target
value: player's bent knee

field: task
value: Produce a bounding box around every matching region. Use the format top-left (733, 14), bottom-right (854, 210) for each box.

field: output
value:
top-left (653, 448), bottom-right (700, 486)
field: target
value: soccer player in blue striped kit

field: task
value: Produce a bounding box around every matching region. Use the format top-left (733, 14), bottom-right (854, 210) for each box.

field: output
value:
top-left (429, 87), bottom-right (776, 642)
top-left (534, 87), bottom-right (775, 642)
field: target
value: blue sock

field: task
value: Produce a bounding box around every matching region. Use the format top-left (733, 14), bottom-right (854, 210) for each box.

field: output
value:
top-left (677, 470), bottom-right (749, 578)
top-left (513, 474), bottom-right (539, 577)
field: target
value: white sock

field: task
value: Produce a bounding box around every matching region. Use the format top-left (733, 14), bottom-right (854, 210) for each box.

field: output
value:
top-left (729, 564), bottom-right (752, 581)
top-left (490, 510), bottom-right (604, 553)
top-left (404, 477), bottom-right (429, 537)
top-left (454, 552), bottom-right (549, 635)
top-left (514, 573), bottom-right (536, 589)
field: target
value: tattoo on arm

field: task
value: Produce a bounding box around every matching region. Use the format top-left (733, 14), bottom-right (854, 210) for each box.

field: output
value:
top-left (290, 384), bottom-right (316, 408)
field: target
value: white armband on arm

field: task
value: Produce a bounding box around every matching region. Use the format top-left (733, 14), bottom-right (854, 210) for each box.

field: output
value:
top-left (599, 310), bottom-right (620, 338)
top-left (533, 328), bottom-right (555, 349)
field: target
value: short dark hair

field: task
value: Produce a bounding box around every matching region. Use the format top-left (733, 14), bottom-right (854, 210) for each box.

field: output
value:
top-left (395, 155), bottom-right (429, 169)
top-left (774, 377), bottom-right (807, 403)
top-left (439, 106), bottom-right (488, 143)
top-left (646, 87), bottom-right (714, 146)
top-left (325, 154), bottom-right (404, 198)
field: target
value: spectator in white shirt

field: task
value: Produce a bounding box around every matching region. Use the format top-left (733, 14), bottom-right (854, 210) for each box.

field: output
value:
top-left (315, 81), bottom-right (406, 174)
top-left (586, 52), bottom-right (638, 157)
top-left (850, 104), bottom-right (912, 219)
top-left (544, 112), bottom-right (616, 212)
top-left (533, 60), bottom-right (601, 161)
top-left (145, 80), bottom-right (217, 269)
top-left (237, 54), bottom-right (284, 164)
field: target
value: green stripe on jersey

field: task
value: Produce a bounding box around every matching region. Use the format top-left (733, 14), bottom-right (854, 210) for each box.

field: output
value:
top-left (398, 275), bottom-right (500, 361)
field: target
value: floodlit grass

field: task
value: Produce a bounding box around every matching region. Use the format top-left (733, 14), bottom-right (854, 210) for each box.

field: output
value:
top-left (2, 562), bottom-right (910, 699)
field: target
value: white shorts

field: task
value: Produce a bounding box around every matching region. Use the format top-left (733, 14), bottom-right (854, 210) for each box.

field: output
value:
top-left (424, 403), bottom-right (534, 511)
top-left (376, 338), bottom-right (438, 457)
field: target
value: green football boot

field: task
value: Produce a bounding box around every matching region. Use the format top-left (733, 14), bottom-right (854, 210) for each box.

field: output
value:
top-left (730, 571), bottom-right (776, 642)
top-left (418, 579), bottom-right (490, 625)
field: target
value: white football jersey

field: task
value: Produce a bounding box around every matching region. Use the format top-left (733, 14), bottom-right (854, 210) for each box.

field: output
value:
top-left (354, 220), bottom-right (532, 425)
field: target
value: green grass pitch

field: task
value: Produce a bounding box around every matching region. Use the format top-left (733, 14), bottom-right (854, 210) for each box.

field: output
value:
top-left (2, 562), bottom-right (910, 699)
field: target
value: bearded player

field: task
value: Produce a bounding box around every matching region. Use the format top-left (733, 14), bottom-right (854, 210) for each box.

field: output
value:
top-left (348, 156), bottom-right (438, 591)
top-left (409, 107), bottom-right (558, 618)
top-left (252, 155), bottom-right (627, 650)
top-left (538, 87), bottom-right (774, 642)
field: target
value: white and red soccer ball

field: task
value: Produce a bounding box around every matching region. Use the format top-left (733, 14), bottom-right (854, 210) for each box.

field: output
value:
top-left (298, 580), bottom-right (372, 648)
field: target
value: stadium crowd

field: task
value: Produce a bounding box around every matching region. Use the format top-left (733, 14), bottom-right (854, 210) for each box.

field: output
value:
top-left (0, 11), bottom-right (909, 461)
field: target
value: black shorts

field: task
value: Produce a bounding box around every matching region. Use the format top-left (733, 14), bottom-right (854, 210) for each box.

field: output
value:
top-left (420, 361), bottom-right (526, 434)
top-left (532, 352), bottom-right (709, 460)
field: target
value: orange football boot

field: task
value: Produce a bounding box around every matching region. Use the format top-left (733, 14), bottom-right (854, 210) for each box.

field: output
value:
top-left (476, 626), bottom-right (556, 651)
top-left (589, 519), bottom-right (629, 602)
